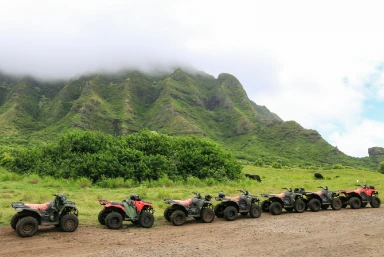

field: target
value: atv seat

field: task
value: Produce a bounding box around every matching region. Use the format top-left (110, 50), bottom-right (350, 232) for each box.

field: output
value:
top-left (173, 199), bottom-right (193, 206)
top-left (25, 202), bottom-right (51, 211)
top-left (226, 196), bottom-right (241, 201)
top-left (111, 202), bottom-right (125, 206)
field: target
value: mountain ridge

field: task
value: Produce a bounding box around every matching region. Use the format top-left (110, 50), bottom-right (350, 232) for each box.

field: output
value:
top-left (0, 69), bottom-right (380, 169)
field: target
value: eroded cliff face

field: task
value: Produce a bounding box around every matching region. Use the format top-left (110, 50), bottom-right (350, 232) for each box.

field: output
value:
top-left (368, 147), bottom-right (384, 157)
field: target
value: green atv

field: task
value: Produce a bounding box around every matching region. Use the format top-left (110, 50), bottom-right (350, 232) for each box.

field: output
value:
top-left (11, 194), bottom-right (79, 237)
top-left (164, 192), bottom-right (215, 226)
top-left (214, 190), bottom-right (262, 221)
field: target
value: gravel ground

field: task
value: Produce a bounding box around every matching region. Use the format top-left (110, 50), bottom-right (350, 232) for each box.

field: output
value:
top-left (1, 207), bottom-right (383, 257)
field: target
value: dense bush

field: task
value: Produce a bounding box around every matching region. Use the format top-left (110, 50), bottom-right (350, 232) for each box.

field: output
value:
top-left (1, 130), bottom-right (242, 182)
top-left (379, 161), bottom-right (384, 174)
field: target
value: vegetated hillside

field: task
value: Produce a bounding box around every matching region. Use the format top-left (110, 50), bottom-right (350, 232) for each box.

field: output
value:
top-left (0, 69), bottom-right (380, 169)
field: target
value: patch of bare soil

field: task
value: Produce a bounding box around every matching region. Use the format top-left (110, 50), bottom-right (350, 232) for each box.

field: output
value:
top-left (1, 207), bottom-right (383, 257)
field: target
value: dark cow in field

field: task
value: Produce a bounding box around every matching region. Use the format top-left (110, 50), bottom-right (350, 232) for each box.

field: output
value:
top-left (245, 174), bottom-right (262, 182)
top-left (314, 173), bottom-right (324, 179)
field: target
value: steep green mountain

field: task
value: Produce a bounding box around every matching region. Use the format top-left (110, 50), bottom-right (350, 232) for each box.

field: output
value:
top-left (0, 69), bottom-right (379, 169)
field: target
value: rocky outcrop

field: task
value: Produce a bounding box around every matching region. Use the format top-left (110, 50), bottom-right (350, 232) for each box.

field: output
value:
top-left (368, 147), bottom-right (384, 157)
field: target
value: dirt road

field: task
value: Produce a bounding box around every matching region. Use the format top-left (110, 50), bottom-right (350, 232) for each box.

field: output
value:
top-left (1, 207), bottom-right (383, 257)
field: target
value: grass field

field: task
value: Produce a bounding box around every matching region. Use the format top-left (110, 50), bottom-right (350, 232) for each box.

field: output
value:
top-left (1, 166), bottom-right (383, 227)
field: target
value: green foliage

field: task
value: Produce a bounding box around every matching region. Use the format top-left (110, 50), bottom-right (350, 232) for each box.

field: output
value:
top-left (272, 162), bottom-right (283, 169)
top-left (332, 164), bottom-right (346, 169)
top-left (379, 161), bottom-right (384, 174)
top-left (254, 158), bottom-right (264, 167)
top-left (2, 130), bottom-right (242, 182)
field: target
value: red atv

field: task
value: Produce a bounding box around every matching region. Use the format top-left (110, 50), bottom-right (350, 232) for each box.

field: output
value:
top-left (338, 182), bottom-right (381, 209)
top-left (98, 194), bottom-right (154, 229)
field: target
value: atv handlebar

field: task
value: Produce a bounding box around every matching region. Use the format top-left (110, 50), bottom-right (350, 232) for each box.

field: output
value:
top-left (192, 192), bottom-right (202, 198)
top-left (237, 189), bottom-right (249, 195)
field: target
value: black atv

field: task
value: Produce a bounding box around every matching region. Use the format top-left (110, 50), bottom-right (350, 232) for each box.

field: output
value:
top-left (214, 190), bottom-right (261, 221)
top-left (304, 186), bottom-right (342, 212)
top-left (163, 192), bottom-right (215, 226)
top-left (11, 194), bottom-right (79, 237)
top-left (260, 188), bottom-right (306, 215)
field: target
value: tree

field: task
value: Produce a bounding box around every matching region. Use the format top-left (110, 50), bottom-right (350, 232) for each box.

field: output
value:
top-left (379, 161), bottom-right (384, 174)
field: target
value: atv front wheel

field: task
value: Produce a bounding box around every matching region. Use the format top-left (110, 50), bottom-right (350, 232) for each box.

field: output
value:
top-left (294, 199), bottom-right (306, 213)
top-left (269, 202), bottom-right (282, 215)
top-left (261, 200), bottom-right (270, 212)
top-left (331, 198), bottom-right (342, 210)
top-left (370, 196), bottom-right (381, 208)
top-left (201, 208), bottom-right (215, 223)
top-left (349, 197), bottom-right (361, 209)
top-left (98, 209), bottom-right (110, 225)
top-left (223, 206), bottom-right (238, 221)
top-left (11, 214), bottom-right (19, 230)
top-left (308, 199), bottom-right (321, 212)
top-left (105, 211), bottom-right (123, 229)
top-left (214, 204), bottom-right (225, 218)
top-left (164, 207), bottom-right (172, 221)
top-left (60, 214), bottom-right (79, 232)
top-left (339, 196), bottom-right (348, 208)
top-left (250, 204), bottom-right (261, 218)
top-left (139, 211), bottom-right (154, 228)
top-left (170, 210), bottom-right (186, 226)
top-left (16, 216), bottom-right (38, 237)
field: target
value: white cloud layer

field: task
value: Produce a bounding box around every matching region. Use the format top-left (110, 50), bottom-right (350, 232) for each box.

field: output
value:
top-left (0, 0), bottom-right (384, 157)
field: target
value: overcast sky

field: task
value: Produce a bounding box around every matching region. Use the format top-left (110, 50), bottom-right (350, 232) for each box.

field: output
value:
top-left (1, 0), bottom-right (383, 157)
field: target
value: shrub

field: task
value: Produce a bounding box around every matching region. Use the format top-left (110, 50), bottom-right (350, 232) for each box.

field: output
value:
top-left (254, 158), bottom-right (264, 167)
top-left (5, 130), bottom-right (242, 183)
top-left (379, 161), bottom-right (384, 174)
top-left (272, 162), bottom-right (282, 169)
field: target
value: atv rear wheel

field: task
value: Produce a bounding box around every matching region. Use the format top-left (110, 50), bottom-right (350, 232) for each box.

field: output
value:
top-left (139, 211), bottom-right (154, 228)
top-left (214, 204), bottom-right (225, 218)
top-left (16, 216), bottom-right (38, 237)
top-left (11, 214), bottom-right (19, 230)
top-left (250, 204), bottom-right (261, 218)
top-left (321, 204), bottom-right (329, 210)
top-left (349, 197), bottom-right (361, 209)
top-left (370, 196), bottom-right (381, 208)
top-left (105, 211), bottom-right (123, 229)
top-left (223, 206), bottom-right (238, 221)
top-left (339, 196), bottom-right (348, 208)
top-left (164, 207), bottom-right (172, 221)
top-left (170, 210), bottom-right (186, 226)
top-left (201, 208), bottom-right (215, 223)
top-left (261, 200), bottom-right (270, 212)
top-left (294, 199), bottom-right (306, 213)
top-left (60, 214), bottom-right (79, 232)
top-left (269, 202), bottom-right (282, 215)
top-left (331, 198), bottom-right (342, 210)
top-left (98, 209), bottom-right (110, 225)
